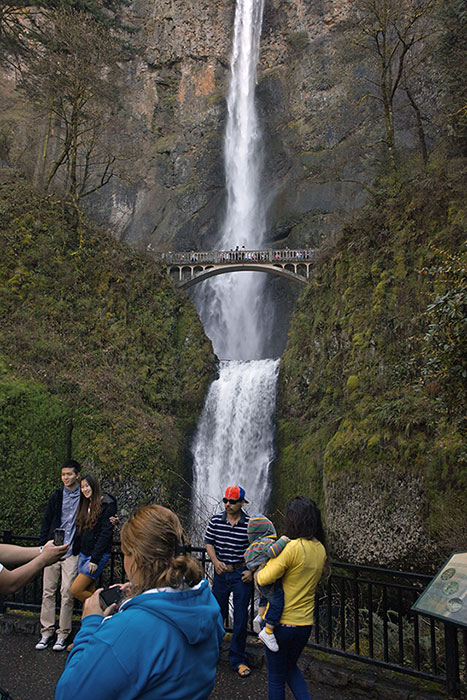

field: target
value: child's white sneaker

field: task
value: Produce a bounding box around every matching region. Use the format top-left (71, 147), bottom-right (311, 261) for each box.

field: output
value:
top-left (259, 628), bottom-right (279, 652)
top-left (253, 613), bottom-right (263, 633)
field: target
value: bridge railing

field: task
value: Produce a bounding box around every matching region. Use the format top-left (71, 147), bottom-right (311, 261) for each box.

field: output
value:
top-left (153, 248), bottom-right (315, 265)
top-left (0, 531), bottom-right (464, 695)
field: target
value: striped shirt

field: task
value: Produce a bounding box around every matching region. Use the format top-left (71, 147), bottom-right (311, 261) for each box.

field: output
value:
top-left (205, 510), bottom-right (250, 564)
top-left (244, 534), bottom-right (289, 570)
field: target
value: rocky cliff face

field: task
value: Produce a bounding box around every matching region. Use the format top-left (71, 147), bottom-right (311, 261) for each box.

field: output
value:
top-left (88, 0), bottom-right (439, 252)
top-left (88, 0), bottom-right (233, 250)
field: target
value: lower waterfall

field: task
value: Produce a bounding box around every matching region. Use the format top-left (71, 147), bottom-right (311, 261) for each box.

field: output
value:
top-left (191, 358), bottom-right (280, 528)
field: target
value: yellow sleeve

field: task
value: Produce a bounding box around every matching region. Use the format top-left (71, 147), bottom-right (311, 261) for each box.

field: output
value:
top-left (257, 545), bottom-right (293, 586)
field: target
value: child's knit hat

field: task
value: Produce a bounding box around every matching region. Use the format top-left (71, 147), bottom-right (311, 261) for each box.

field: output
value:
top-left (247, 515), bottom-right (277, 542)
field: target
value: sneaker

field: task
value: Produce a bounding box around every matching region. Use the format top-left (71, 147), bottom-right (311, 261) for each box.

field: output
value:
top-left (259, 627), bottom-right (279, 652)
top-left (53, 635), bottom-right (68, 652)
top-left (35, 634), bottom-right (53, 650)
top-left (253, 613), bottom-right (263, 634)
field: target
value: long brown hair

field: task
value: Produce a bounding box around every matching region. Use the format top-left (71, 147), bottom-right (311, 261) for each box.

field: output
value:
top-left (75, 473), bottom-right (102, 533)
top-left (121, 504), bottom-right (202, 594)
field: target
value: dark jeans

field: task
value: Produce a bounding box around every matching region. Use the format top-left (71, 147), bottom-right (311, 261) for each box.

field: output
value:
top-left (212, 569), bottom-right (252, 670)
top-left (258, 580), bottom-right (284, 627)
top-left (265, 624), bottom-right (312, 700)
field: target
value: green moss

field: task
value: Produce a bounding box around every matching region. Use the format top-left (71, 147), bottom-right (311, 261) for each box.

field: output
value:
top-left (346, 375), bottom-right (359, 391)
top-left (273, 160), bottom-right (467, 563)
top-left (0, 169), bottom-right (216, 532)
top-left (0, 372), bottom-right (71, 531)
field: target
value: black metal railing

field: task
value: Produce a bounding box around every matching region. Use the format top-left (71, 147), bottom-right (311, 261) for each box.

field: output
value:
top-left (311, 561), bottom-right (465, 696)
top-left (1, 532), bottom-right (465, 696)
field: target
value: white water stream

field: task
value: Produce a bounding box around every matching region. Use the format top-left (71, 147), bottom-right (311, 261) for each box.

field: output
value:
top-left (191, 359), bottom-right (280, 522)
top-left (191, 0), bottom-right (278, 528)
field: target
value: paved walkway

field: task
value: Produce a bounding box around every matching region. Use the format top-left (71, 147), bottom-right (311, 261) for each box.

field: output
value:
top-left (0, 631), bottom-right (359, 700)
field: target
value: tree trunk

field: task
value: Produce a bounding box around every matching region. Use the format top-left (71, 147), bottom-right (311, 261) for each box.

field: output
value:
top-left (405, 85), bottom-right (429, 164)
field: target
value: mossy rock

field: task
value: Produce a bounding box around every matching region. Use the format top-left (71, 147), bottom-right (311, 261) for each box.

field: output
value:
top-left (274, 160), bottom-right (467, 570)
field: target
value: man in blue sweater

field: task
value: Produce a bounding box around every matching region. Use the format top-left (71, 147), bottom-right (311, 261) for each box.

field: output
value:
top-left (35, 459), bottom-right (82, 652)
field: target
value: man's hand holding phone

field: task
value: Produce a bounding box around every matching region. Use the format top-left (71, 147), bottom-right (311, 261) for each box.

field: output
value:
top-left (40, 540), bottom-right (69, 566)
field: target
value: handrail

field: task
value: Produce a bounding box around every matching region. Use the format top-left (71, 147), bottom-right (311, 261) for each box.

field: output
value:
top-left (152, 248), bottom-right (315, 265)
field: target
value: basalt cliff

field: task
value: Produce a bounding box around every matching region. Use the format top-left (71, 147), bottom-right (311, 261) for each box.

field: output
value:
top-left (4, 0), bottom-right (444, 253)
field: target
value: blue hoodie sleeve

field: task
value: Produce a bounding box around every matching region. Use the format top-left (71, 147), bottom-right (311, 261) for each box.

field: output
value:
top-left (55, 614), bottom-right (141, 700)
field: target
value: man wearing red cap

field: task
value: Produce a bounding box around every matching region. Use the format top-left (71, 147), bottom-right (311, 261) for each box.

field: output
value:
top-left (205, 485), bottom-right (252, 677)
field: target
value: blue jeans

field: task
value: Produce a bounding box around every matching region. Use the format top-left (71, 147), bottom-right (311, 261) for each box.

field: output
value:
top-left (265, 625), bottom-right (312, 700)
top-left (212, 569), bottom-right (252, 670)
top-left (258, 580), bottom-right (284, 627)
top-left (77, 552), bottom-right (110, 580)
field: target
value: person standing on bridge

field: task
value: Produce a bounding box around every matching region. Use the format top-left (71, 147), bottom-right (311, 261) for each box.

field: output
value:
top-left (205, 485), bottom-right (253, 677)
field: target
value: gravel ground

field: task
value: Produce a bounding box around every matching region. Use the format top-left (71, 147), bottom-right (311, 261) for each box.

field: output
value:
top-left (0, 631), bottom-right (363, 700)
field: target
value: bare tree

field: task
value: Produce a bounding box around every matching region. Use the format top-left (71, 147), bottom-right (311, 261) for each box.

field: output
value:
top-left (350, 0), bottom-right (437, 170)
top-left (0, 0), bottom-right (130, 69)
top-left (0, 0), bottom-right (36, 69)
top-left (20, 8), bottom-right (129, 205)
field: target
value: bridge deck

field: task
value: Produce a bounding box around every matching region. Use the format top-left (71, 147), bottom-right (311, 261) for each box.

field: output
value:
top-left (153, 248), bottom-right (314, 265)
top-left (152, 248), bottom-right (316, 288)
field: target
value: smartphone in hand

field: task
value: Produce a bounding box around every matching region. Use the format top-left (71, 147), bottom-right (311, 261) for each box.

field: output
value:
top-left (53, 528), bottom-right (65, 546)
top-left (99, 586), bottom-right (123, 610)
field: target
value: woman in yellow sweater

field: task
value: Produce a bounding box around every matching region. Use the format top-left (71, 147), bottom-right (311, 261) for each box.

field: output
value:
top-left (256, 497), bottom-right (328, 700)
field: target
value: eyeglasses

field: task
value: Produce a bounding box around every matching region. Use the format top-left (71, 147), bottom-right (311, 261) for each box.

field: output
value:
top-left (223, 498), bottom-right (240, 504)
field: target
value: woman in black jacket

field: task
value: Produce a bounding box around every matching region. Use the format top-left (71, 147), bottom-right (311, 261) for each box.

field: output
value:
top-left (70, 473), bottom-right (117, 604)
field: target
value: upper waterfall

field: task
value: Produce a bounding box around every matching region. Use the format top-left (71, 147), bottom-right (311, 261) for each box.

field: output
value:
top-left (193, 0), bottom-right (268, 361)
top-left (222, 0), bottom-right (266, 249)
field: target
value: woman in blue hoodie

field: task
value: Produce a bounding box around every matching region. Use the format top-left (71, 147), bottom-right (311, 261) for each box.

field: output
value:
top-left (55, 504), bottom-right (224, 700)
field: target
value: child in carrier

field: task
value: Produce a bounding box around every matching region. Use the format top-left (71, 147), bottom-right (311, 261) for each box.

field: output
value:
top-left (244, 516), bottom-right (290, 652)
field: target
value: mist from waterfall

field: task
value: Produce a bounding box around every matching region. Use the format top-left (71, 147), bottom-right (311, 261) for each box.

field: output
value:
top-left (191, 0), bottom-right (278, 529)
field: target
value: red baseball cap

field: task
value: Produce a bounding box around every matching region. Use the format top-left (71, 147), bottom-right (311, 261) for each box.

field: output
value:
top-left (224, 485), bottom-right (248, 503)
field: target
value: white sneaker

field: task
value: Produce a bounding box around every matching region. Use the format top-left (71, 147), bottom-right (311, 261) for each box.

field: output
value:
top-left (35, 634), bottom-right (53, 650)
top-left (53, 635), bottom-right (68, 652)
top-left (259, 628), bottom-right (279, 652)
top-left (253, 613), bottom-right (263, 634)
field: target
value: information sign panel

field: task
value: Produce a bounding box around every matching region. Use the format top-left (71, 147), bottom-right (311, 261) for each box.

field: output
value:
top-left (411, 551), bottom-right (467, 627)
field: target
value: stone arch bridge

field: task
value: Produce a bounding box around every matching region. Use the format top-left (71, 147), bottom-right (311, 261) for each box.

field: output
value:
top-left (153, 248), bottom-right (315, 289)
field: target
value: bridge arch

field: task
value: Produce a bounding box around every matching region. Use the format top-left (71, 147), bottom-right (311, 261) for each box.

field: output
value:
top-left (169, 263), bottom-right (310, 289)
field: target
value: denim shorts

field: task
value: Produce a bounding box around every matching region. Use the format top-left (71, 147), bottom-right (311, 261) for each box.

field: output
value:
top-left (77, 552), bottom-right (110, 580)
